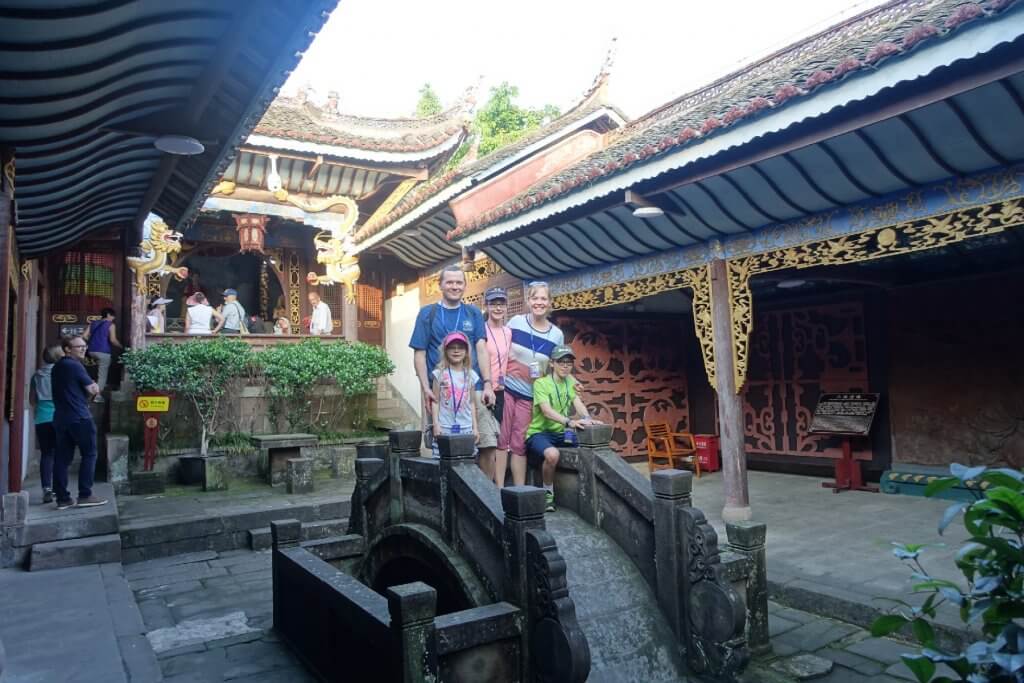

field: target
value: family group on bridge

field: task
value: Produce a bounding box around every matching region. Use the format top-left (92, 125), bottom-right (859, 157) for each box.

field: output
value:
top-left (410, 266), bottom-right (598, 511)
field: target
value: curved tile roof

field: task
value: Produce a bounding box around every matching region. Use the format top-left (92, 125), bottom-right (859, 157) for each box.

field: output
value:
top-left (448, 0), bottom-right (1020, 241)
top-left (252, 85), bottom-right (475, 155)
top-left (353, 62), bottom-right (627, 245)
top-left (2, 0), bottom-right (334, 257)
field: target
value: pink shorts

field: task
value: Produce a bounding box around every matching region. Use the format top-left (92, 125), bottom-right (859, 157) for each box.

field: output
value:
top-left (499, 392), bottom-right (533, 457)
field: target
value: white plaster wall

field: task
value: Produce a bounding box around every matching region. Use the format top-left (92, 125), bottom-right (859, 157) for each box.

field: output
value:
top-left (384, 285), bottom-right (423, 419)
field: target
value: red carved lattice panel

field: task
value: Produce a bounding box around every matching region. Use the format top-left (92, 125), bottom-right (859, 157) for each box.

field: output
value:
top-left (743, 301), bottom-right (871, 459)
top-left (556, 316), bottom-right (690, 457)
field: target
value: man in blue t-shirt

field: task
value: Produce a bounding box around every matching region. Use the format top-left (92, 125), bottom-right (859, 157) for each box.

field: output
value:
top-left (410, 265), bottom-right (494, 447)
top-left (51, 336), bottom-right (105, 509)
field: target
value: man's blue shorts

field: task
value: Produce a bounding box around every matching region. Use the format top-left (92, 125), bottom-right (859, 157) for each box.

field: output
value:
top-left (525, 432), bottom-right (572, 467)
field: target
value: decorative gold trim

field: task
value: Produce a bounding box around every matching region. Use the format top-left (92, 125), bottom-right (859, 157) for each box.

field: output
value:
top-left (20, 260), bottom-right (30, 281)
top-left (146, 273), bottom-right (162, 299)
top-left (286, 193), bottom-right (358, 214)
top-left (211, 180), bottom-right (236, 196)
top-left (2, 155), bottom-right (14, 195)
top-left (364, 177), bottom-right (418, 227)
top-left (726, 197), bottom-right (1024, 390)
top-left (681, 266), bottom-right (715, 388)
top-left (52, 314), bottom-right (77, 323)
top-left (288, 251), bottom-right (302, 327)
top-left (259, 260), bottom-right (269, 317)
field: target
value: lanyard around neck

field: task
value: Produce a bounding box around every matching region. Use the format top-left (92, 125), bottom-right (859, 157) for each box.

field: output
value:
top-left (486, 324), bottom-right (510, 369)
top-left (525, 316), bottom-right (549, 357)
top-left (447, 367), bottom-right (468, 415)
top-left (552, 376), bottom-right (571, 414)
top-left (439, 302), bottom-right (463, 335)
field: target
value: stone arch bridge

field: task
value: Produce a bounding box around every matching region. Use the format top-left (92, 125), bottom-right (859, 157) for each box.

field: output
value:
top-left (270, 427), bottom-right (768, 682)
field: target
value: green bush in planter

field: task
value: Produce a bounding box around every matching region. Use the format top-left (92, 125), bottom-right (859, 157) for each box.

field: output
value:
top-left (254, 339), bottom-right (394, 433)
top-left (872, 464), bottom-right (1024, 682)
top-left (122, 338), bottom-right (253, 456)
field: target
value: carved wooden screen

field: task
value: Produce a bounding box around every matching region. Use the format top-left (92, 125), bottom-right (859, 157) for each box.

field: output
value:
top-left (556, 315), bottom-right (690, 457)
top-left (320, 283), bottom-right (345, 334)
top-left (357, 282), bottom-right (383, 345)
top-left (742, 300), bottom-right (871, 460)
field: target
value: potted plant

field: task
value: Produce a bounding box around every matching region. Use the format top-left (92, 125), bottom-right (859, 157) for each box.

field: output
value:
top-left (122, 338), bottom-right (252, 466)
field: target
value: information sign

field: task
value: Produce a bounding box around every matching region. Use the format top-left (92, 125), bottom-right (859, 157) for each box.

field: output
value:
top-left (809, 393), bottom-right (879, 436)
top-left (136, 396), bottom-right (170, 413)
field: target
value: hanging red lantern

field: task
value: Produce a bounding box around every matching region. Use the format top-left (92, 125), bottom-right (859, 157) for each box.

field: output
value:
top-left (233, 214), bottom-right (268, 254)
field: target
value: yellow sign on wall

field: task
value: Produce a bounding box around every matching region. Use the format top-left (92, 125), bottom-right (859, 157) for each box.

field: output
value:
top-left (136, 396), bottom-right (170, 412)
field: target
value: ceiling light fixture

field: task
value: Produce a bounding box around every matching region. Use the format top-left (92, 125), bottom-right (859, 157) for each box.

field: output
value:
top-left (154, 135), bottom-right (205, 156)
top-left (776, 279), bottom-right (807, 289)
top-left (632, 206), bottom-right (664, 219)
top-left (625, 189), bottom-right (666, 219)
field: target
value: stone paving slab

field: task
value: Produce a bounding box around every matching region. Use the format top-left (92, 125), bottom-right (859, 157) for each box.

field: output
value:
top-left (0, 562), bottom-right (159, 683)
top-left (124, 548), bottom-right (312, 682)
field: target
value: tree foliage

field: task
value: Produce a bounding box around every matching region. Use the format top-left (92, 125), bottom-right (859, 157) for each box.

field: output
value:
top-left (254, 339), bottom-right (394, 432)
top-left (123, 338), bottom-right (395, 450)
top-left (473, 82), bottom-right (560, 157)
top-left (122, 338), bottom-right (253, 456)
top-left (415, 82), bottom-right (442, 118)
top-left (872, 464), bottom-right (1024, 682)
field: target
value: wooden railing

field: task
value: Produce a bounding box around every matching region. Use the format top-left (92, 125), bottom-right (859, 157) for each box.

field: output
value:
top-left (145, 333), bottom-right (339, 350)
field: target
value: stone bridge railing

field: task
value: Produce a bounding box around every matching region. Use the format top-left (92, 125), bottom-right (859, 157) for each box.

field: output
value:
top-left (546, 425), bottom-right (770, 673)
top-left (271, 427), bottom-right (769, 682)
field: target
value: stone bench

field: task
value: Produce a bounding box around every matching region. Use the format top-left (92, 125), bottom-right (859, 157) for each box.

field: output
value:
top-left (250, 433), bottom-right (318, 486)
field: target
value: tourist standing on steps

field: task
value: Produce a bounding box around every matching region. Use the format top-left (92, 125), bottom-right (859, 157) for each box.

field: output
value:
top-left (82, 307), bottom-right (122, 401)
top-left (525, 344), bottom-right (597, 512)
top-left (219, 288), bottom-right (247, 334)
top-left (430, 332), bottom-right (480, 457)
top-left (30, 345), bottom-right (64, 504)
top-left (146, 296), bottom-right (172, 333)
top-left (185, 292), bottom-right (223, 335)
top-left (410, 265), bottom-right (494, 450)
top-left (51, 336), bottom-right (106, 510)
top-left (503, 281), bottom-right (564, 487)
top-left (482, 287), bottom-right (511, 486)
top-left (308, 291), bottom-right (333, 335)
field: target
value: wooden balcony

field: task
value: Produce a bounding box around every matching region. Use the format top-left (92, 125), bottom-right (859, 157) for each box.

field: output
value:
top-left (145, 333), bottom-right (341, 350)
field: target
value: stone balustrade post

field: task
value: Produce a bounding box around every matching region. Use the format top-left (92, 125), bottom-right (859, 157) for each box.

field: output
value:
top-left (387, 582), bottom-right (438, 682)
top-left (436, 434), bottom-right (477, 544)
top-left (270, 519), bottom-right (302, 631)
top-left (501, 486), bottom-right (547, 679)
top-left (349, 457), bottom-right (384, 538)
top-left (575, 425), bottom-right (612, 524)
top-left (651, 469), bottom-right (693, 641)
top-left (727, 521), bottom-right (770, 655)
top-left (385, 432), bottom-right (417, 524)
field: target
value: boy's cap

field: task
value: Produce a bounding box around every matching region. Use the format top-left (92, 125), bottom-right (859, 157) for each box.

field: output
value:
top-left (151, 297), bottom-right (172, 306)
top-left (222, 288), bottom-right (238, 296)
top-left (551, 344), bottom-right (576, 360)
top-left (442, 331), bottom-right (470, 348)
top-left (484, 287), bottom-right (508, 302)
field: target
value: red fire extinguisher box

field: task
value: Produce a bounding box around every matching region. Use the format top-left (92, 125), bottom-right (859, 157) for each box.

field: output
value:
top-left (694, 435), bottom-right (721, 473)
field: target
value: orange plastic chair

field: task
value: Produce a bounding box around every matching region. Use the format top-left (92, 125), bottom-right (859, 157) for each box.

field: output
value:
top-left (644, 422), bottom-right (700, 477)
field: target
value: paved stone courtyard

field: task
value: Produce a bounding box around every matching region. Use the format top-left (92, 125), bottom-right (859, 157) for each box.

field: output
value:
top-left (125, 549), bottom-right (312, 682)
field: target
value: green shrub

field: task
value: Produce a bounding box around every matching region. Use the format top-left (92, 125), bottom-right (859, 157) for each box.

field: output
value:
top-left (872, 464), bottom-right (1024, 682)
top-left (252, 339), bottom-right (394, 433)
top-left (123, 338), bottom-right (253, 455)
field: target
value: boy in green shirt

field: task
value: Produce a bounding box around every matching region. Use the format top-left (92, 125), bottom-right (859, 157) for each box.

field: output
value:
top-left (525, 344), bottom-right (598, 511)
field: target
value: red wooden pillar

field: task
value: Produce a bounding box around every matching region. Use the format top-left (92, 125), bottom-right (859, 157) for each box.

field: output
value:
top-left (709, 259), bottom-right (751, 522)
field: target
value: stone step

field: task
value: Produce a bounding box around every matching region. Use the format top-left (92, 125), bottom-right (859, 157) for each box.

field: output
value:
top-left (372, 398), bottom-right (400, 410)
top-left (29, 533), bottom-right (122, 571)
top-left (22, 482), bottom-right (119, 546)
top-left (248, 517), bottom-right (350, 550)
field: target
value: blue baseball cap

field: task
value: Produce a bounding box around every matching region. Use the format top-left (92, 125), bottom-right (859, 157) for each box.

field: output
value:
top-left (484, 287), bottom-right (508, 302)
top-left (222, 288), bottom-right (238, 296)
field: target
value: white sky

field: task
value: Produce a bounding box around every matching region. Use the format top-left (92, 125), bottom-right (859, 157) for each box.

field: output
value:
top-left (286, 0), bottom-right (890, 120)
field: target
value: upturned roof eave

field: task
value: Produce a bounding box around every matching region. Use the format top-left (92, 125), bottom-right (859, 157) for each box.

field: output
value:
top-left (455, 9), bottom-right (1024, 248)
